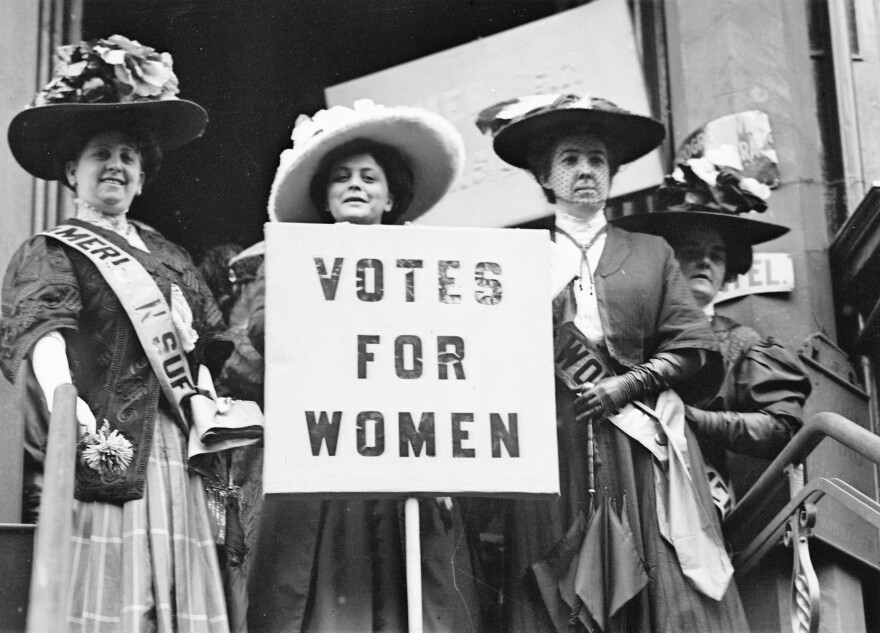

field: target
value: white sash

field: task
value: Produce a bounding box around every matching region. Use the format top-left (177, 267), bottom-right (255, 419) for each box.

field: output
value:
top-left (41, 224), bottom-right (198, 429)
top-left (553, 319), bottom-right (732, 599)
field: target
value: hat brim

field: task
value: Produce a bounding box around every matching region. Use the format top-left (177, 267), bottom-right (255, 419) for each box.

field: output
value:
top-left (7, 99), bottom-right (208, 180)
top-left (268, 107), bottom-right (465, 224)
top-left (493, 109), bottom-right (665, 169)
top-left (610, 208), bottom-right (789, 246)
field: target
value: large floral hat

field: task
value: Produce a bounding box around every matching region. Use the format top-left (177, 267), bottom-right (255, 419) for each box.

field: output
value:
top-left (268, 99), bottom-right (465, 224)
top-left (8, 35), bottom-right (208, 181)
top-left (475, 93), bottom-right (665, 170)
top-left (610, 157), bottom-right (788, 275)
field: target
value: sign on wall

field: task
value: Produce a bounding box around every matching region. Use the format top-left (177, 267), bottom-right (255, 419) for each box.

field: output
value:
top-left (263, 223), bottom-right (558, 497)
top-left (676, 110), bottom-right (779, 187)
top-left (326, 0), bottom-right (662, 228)
top-left (714, 252), bottom-right (794, 304)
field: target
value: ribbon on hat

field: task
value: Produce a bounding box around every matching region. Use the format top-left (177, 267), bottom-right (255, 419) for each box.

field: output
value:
top-left (475, 93), bottom-right (630, 138)
top-left (475, 94), bottom-right (564, 136)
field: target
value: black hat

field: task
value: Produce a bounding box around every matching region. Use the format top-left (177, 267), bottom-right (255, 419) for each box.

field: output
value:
top-left (610, 158), bottom-right (788, 276)
top-left (475, 94), bottom-right (665, 169)
top-left (7, 35), bottom-right (207, 181)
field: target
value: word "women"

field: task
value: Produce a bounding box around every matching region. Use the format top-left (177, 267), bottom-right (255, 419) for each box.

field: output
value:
top-left (304, 410), bottom-right (520, 459)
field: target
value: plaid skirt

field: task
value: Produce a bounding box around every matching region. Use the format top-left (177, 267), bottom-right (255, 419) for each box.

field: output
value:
top-left (66, 410), bottom-right (230, 633)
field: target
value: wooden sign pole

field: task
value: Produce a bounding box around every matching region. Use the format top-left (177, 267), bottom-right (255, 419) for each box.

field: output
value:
top-left (404, 497), bottom-right (423, 633)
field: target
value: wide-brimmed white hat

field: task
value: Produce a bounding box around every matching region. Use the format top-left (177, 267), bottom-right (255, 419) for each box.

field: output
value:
top-left (268, 99), bottom-right (465, 224)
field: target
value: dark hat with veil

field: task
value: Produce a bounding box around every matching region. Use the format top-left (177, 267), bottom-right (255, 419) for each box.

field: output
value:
top-left (7, 34), bottom-right (208, 181)
top-left (475, 93), bottom-right (665, 169)
top-left (611, 157), bottom-right (788, 276)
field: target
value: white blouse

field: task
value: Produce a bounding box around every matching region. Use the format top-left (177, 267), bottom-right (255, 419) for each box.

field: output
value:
top-left (554, 209), bottom-right (607, 342)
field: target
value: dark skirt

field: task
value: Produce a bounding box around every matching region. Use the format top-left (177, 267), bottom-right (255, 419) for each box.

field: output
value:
top-left (247, 488), bottom-right (484, 632)
top-left (502, 387), bottom-right (749, 633)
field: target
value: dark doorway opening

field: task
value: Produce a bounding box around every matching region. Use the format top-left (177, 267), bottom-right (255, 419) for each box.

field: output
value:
top-left (82, 0), bottom-right (559, 260)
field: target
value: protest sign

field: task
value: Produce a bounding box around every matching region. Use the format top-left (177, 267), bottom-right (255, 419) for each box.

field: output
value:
top-left (263, 223), bottom-right (558, 497)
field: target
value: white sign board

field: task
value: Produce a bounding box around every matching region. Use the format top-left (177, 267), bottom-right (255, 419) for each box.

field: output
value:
top-left (326, 0), bottom-right (662, 228)
top-left (714, 252), bottom-right (794, 304)
top-left (263, 223), bottom-right (558, 497)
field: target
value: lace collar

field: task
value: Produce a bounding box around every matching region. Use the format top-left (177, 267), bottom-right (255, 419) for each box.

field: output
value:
top-left (73, 198), bottom-right (134, 239)
top-left (554, 207), bottom-right (607, 243)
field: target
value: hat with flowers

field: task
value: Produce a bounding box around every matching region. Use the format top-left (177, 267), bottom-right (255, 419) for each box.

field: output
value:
top-left (7, 34), bottom-right (208, 180)
top-left (610, 156), bottom-right (788, 275)
top-left (475, 93), bottom-right (665, 170)
top-left (268, 99), bottom-right (465, 224)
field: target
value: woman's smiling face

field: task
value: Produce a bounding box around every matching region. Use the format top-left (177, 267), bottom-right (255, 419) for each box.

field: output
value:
top-left (326, 152), bottom-right (393, 225)
top-left (66, 130), bottom-right (145, 215)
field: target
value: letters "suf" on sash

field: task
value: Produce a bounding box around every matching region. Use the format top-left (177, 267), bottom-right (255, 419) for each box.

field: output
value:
top-left (41, 224), bottom-right (197, 430)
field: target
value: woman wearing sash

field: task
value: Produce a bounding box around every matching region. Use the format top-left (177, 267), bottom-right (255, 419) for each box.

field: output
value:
top-left (611, 158), bottom-right (812, 519)
top-left (241, 100), bottom-right (485, 632)
top-left (475, 95), bottom-right (749, 632)
top-left (1, 36), bottom-right (229, 632)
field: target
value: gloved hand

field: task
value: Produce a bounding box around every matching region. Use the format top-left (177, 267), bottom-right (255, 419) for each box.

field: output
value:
top-left (576, 374), bottom-right (642, 423)
top-left (575, 349), bottom-right (705, 423)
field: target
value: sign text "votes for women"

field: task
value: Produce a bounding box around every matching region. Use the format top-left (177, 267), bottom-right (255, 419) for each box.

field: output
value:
top-left (263, 223), bottom-right (558, 497)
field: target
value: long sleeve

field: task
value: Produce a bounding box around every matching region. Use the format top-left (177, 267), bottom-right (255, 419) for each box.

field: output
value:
top-left (687, 326), bottom-right (811, 460)
top-left (0, 236), bottom-right (81, 383)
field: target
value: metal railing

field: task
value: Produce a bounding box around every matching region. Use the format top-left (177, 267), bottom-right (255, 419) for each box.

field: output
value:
top-left (724, 412), bottom-right (880, 633)
top-left (725, 412), bottom-right (880, 540)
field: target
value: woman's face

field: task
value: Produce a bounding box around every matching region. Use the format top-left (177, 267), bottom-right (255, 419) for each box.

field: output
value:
top-left (66, 131), bottom-right (145, 215)
top-left (674, 225), bottom-right (728, 308)
top-left (326, 152), bottom-right (394, 225)
top-left (540, 134), bottom-right (611, 211)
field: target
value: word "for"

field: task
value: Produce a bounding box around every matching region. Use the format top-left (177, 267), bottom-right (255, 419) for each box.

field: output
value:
top-left (358, 335), bottom-right (465, 379)
top-left (314, 257), bottom-right (503, 304)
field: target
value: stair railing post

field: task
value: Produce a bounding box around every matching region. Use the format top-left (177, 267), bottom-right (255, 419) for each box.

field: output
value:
top-left (26, 383), bottom-right (77, 633)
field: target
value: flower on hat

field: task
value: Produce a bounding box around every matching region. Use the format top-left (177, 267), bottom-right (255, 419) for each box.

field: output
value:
top-left (662, 157), bottom-right (770, 215)
top-left (276, 100), bottom-right (391, 173)
top-left (33, 34), bottom-right (180, 107)
top-left (290, 99), bottom-right (387, 146)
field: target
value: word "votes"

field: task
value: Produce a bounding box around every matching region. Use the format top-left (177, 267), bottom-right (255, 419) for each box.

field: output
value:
top-left (313, 257), bottom-right (503, 304)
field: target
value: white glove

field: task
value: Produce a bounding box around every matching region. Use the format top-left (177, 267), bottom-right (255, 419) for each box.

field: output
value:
top-left (32, 332), bottom-right (96, 436)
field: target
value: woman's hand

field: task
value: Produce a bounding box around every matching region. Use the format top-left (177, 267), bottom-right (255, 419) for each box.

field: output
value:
top-left (575, 351), bottom-right (706, 423)
top-left (75, 398), bottom-right (97, 437)
top-left (32, 332), bottom-right (95, 437)
top-left (575, 377), bottom-right (632, 423)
